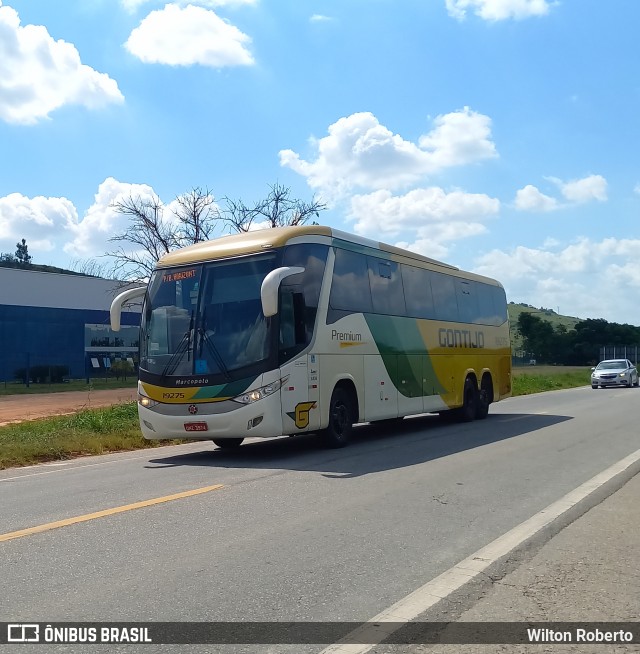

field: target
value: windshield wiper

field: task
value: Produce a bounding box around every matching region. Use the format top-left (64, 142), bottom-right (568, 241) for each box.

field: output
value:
top-left (161, 310), bottom-right (194, 377)
top-left (198, 308), bottom-right (231, 381)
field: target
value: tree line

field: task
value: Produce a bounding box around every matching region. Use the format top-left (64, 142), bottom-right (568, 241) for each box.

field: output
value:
top-left (516, 312), bottom-right (640, 365)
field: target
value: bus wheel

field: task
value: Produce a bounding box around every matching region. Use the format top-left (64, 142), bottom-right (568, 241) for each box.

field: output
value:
top-left (213, 438), bottom-right (244, 449)
top-left (322, 387), bottom-right (354, 448)
top-left (476, 377), bottom-right (492, 420)
top-left (455, 378), bottom-right (478, 422)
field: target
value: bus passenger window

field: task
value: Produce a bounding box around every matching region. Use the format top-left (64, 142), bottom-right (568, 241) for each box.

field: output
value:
top-left (401, 265), bottom-right (436, 319)
top-left (329, 248), bottom-right (372, 313)
top-left (431, 273), bottom-right (459, 322)
top-left (367, 257), bottom-right (406, 316)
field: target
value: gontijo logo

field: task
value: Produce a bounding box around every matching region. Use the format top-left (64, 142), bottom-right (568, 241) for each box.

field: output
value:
top-left (286, 401), bottom-right (317, 429)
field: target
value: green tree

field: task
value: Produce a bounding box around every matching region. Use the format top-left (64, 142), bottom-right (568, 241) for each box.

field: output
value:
top-left (15, 238), bottom-right (32, 266)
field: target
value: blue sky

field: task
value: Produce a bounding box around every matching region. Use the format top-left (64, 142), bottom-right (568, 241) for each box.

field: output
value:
top-left (1, 0), bottom-right (639, 325)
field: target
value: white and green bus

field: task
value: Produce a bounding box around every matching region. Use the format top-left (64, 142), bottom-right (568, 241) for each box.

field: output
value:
top-left (111, 226), bottom-right (511, 448)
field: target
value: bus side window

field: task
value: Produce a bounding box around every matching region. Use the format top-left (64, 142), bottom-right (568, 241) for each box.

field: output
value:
top-left (431, 272), bottom-right (459, 322)
top-left (401, 264), bottom-right (436, 319)
top-left (476, 283), bottom-right (499, 325)
top-left (455, 279), bottom-right (479, 324)
top-left (367, 257), bottom-right (406, 316)
top-left (329, 248), bottom-right (373, 313)
top-left (491, 285), bottom-right (508, 325)
top-left (279, 243), bottom-right (329, 362)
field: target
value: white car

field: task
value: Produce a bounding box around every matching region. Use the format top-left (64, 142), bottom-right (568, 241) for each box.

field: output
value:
top-left (591, 359), bottom-right (639, 389)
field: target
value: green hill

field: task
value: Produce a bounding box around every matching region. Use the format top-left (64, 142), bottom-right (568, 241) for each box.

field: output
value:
top-left (508, 302), bottom-right (581, 353)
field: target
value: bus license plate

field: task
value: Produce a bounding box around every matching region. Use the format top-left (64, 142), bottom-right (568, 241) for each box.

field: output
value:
top-left (184, 422), bottom-right (208, 432)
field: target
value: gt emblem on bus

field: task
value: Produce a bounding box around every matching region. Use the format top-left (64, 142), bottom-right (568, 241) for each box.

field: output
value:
top-left (287, 401), bottom-right (317, 429)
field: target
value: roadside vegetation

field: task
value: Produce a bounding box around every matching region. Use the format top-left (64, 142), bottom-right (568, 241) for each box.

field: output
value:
top-left (0, 366), bottom-right (598, 470)
top-left (0, 403), bottom-right (181, 470)
top-left (512, 366), bottom-right (590, 395)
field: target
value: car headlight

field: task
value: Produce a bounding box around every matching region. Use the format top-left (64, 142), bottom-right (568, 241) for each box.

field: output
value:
top-left (233, 376), bottom-right (288, 404)
top-left (619, 373), bottom-right (626, 377)
top-left (138, 392), bottom-right (159, 409)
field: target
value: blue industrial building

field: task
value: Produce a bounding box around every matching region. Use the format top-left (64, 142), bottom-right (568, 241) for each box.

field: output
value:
top-left (0, 268), bottom-right (142, 383)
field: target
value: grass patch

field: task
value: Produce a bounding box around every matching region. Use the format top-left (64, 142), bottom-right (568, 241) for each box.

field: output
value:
top-left (0, 403), bottom-right (181, 470)
top-left (0, 378), bottom-right (137, 396)
top-left (512, 367), bottom-right (590, 396)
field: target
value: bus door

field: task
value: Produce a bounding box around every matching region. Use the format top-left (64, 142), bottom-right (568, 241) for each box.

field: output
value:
top-left (280, 354), bottom-right (320, 434)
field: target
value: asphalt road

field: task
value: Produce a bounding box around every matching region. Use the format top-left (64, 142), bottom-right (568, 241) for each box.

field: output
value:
top-left (1, 385), bottom-right (639, 653)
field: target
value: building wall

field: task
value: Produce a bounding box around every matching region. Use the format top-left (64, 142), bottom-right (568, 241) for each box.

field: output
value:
top-left (0, 268), bottom-right (142, 381)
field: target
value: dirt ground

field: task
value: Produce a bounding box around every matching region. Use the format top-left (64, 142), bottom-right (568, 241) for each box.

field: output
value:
top-left (0, 388), bottom-right (137, 426)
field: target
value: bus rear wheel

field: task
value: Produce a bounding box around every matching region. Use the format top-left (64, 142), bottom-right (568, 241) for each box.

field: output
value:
top-left (475, 377), bottom-right (492, 420)
top-left (454, 377), bottom-right (478, 422)
top-left (213, 438), bottom-right (244, 449)
top-left (322, 387), bottom-right (354, 448)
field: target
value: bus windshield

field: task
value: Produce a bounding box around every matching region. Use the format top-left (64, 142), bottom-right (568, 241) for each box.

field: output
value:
top-left (140, 254), bottom-right (277, 380)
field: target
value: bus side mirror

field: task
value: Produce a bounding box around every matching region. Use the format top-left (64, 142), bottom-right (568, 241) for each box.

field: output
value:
top-left (110, 287), bottom-right (146, 331)
top-left (260, 267), bottom-right (304, 317)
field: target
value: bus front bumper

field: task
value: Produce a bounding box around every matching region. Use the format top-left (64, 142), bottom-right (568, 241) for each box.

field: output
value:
top-left (137, 394), bottom-right (284, 441)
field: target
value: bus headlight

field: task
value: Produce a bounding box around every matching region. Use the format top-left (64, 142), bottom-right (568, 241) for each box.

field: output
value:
top-left (138, 393), bottom-right (159, 409)
top-left (233, 376), bottom-right (289, 404)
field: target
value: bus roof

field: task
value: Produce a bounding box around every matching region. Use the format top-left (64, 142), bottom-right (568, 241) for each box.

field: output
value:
top-left (156, 225), bottom-right (502, 286)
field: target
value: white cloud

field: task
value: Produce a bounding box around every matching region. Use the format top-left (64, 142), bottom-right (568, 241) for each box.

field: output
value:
top-left (125, 4), bottom-right (254, 67)
top-left (64, 177), bottom-right (158, 259)
top-left (348, 187), bottom-right (500, 236)
top-left (557, 174), bottom-right (608, 203)
top-left (514, 184), bottom-right (558, 211)
top-left (0, 193), bottom-right (78, 257)
top-left (634, 183), bottom-right (640, 195)
top-left (0, 2), bottom-right (124, 124)
top-left (474, 238), bottom-right (640, 324)
top-left (417, 107), bottom-right (497, 169)
top-left (121, 0), bottom-right (257, 11)
top-left (310, 14), bottom-right (332, 22)
top-left (446, 0), bottom-right (553, 21)
top-left (346, 187), bottom-right (499, 260)
top-left (279, 108), bottom-right (497, 200)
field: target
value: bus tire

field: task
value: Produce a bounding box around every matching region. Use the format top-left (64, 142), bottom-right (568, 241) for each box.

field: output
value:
top-left (213, 438), bottom-right (244, 449)
top-left (476, 376), bottom-right (492, 420)
top-left (454, 377), bottom-right (477, 422)
top-left (322, 387), bottom-right (354, 448)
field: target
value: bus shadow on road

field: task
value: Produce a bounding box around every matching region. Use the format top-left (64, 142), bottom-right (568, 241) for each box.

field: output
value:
top-left (146, 412), bottom-right (573, 477)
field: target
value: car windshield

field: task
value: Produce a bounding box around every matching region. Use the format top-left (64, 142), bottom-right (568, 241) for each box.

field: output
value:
top-left (596, 360), bottom-right (627, 370)
top-left (140, 254), bottom-right (276, 380)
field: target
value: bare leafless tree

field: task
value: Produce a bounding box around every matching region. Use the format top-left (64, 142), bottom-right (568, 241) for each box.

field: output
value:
top-left (174, 187), bottom-right (220, 243)
top-left (107, 188), bottom-right (220, 281)
top-left (70, 258), bottom-right (116, 279)
top-left (107, 184), bottom-right (325, 281)
top-left (223, 183), bottom-right (326, 233)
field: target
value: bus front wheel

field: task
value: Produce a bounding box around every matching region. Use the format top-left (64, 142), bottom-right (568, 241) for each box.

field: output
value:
top-left (213, 438), bottom-right (244, 449)
top-left (322, 387), bottom-right (354, 448)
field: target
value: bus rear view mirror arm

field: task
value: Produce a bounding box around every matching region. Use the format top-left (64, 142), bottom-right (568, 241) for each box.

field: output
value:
top-left (260, 266), bottom-right (305, 317)
top-left (110, 286), bottom-right (146, 331)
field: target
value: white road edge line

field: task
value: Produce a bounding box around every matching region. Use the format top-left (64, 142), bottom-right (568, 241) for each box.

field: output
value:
top-left (319, 447), bottom-right (640, 654)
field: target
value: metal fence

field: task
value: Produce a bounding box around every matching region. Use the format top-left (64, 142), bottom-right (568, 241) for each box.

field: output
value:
top-left (599, 345), bottom-right (639, 365)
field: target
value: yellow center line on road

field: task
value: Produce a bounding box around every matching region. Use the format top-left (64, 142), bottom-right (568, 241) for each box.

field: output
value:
top-left (0, 484), bottom-right (224, 544)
